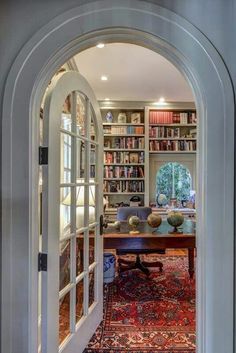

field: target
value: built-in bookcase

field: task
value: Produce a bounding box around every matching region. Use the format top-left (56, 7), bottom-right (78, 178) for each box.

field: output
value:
top-left (100, 103), bottom-right (147, 209)
top-left (99, 101), bottom-right (197, 215)
top-left (148, 108), bottom-right (197, 153)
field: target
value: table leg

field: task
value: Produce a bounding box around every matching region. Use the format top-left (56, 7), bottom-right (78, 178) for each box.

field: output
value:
top-left (188, 248), bottom-right (194, 279)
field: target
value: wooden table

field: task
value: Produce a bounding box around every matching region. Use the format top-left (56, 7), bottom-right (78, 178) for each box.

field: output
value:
top-left (103, 220), bottom-right (196, 278)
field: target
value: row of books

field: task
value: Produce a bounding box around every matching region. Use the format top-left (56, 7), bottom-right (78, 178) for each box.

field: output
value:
top-left (149, 140), bottom-right (197, 151)
top-left (149, 111), bottom-right (197, 124)
top-left (104, 137), bottom-right (145, 149)
top-left (104, 151), bottom-right (145, 164)
top-left (104, 166), bottom-right (144, 178)
top-left (104, 126), bottom-right (144, 135)
top-left (104, 180), bottom-right (145, 193)
top-left (149, 126), bottom-right (181, 138)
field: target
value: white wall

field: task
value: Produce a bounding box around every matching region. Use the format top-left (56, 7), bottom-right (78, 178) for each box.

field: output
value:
top-left (1, 0), bottom-right (235, 108)
top-left (149, 154), bottom-right (196, 203)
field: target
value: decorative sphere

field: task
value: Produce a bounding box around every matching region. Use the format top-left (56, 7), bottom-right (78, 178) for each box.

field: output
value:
top-left (157, 193), bottom-right (168, 206)
top-left (167, 211), bottom-right (184, 228)
top-left (113, 221), bottom-right (121, 231)
top-left (128, 215), bottom-right (140, 228)
top-left (147, 213), bottom-right (162, 228)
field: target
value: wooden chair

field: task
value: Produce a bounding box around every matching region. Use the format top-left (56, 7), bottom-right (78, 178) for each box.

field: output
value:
top-left (116, 207), bottom-right (163, 275)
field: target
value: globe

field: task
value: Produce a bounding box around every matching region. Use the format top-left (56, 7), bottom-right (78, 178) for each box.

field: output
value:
top-left (113, 221), bottom-right (121, 231)
top-left (156, 193), bottom-right (168, 207)
top-left (147, 213), bottom-right (162, 229)
top-left (167, 211), bottom-right (184, 233)
top-left (128, 215), bottom-right (140, 234)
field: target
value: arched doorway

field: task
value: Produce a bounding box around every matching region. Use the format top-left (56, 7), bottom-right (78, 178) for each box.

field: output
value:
top-left (1, 2), bottom-right (234, 353)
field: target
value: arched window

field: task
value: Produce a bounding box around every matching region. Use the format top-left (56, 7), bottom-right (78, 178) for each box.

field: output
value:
top-left (156, 162), bottom-right (192, 202)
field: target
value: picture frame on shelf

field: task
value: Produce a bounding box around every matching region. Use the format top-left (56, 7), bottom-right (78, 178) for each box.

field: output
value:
top-left (129, 152), bottom-right (139, 164)
top-left (131, 112), bottom-right (141, 124)
top-left (117, 112), bottom-right (127, 123)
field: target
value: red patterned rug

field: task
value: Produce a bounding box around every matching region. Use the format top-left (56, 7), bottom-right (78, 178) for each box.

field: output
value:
top-left (84, 256), bottom-right (196, 353)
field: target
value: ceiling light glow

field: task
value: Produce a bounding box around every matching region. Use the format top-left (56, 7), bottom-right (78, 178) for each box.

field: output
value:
top-left (105, 98), bottom-right (110, 101)
top-left (101, 75), bottom-right (108, 81)
top-left (96, 43), bottom-right (105, 49)
top-left (154, 97), bottom-right (167, 105)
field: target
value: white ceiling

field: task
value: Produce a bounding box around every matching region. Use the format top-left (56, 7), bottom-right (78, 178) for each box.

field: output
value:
top-left (73, 43), bottom-right (194, 102)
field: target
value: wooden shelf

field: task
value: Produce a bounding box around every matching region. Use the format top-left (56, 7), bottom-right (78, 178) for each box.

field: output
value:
top-left (104, 192), bottom-right (145, 195)
top-left (149, 123), bottom-right (196, 127)
top-left (103, 122), bottom-right (145, 126)
top-left (149, 151), bottom-right (196, 154)
top-left (104, 148), bottom-right (145, 151)
top-left (104, 178), bottom-right (145, 180)
top-left (149, 137), bottom-right (196, 141)
top-left (104, 134), bottom-right (145, 137)
top-left (104, 163), bottom-right (145, 166)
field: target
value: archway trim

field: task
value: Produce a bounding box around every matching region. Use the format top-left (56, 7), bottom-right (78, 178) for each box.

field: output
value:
top-left (1, 2), bottom-right (234, 353)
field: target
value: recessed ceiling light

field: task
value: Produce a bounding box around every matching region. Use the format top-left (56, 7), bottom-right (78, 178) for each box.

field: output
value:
top-left (154, 97), bottom-right (167, 105)
top-left (101, 75), bottom-right (108, 81)
top-left (96, 43), bottom-right (105, 49)
top-left (105, 98), bottom-right (110, 101)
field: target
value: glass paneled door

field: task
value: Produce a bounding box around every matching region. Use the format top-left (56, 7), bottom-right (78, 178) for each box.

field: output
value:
top-left (41, 72), bottom-right (103, 353)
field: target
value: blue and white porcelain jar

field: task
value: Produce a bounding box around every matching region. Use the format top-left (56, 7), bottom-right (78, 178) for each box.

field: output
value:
top-left (105, 111), bottom-right (113, 123)
top-left (103, 253), bottom-right (116, 283)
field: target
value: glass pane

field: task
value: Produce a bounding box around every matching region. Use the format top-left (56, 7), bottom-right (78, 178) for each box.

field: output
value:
top-left (76, 280), bottom-right (84, 323)
top-left (90, 144), bottom-right (96, 179)
top-left (61, 94), bottom-right (72, 132)
top-left (76, 233), bottom-right (84, 274)
top-left (156, 162), bottom-right (193, 206)
top-left (76, 185), bottom-right (85, 229)
top-left (59, 239), bottom-right (71, 291)
top-left (60, 133), bottom-right (72, 184)
top-left (89, 270), bottom-right (95, 308)
top-left (60, 187), bottom-right (71, 238)
top-left (88, 182), bottom-right (96, 225)
top-left (76, 139), bottom-right (86, 182)
top-left (90, 106), bottom-right (96, 142)
top-left (59, 291), bottom-right (70, 344)
top-left (76, 207), bottom-right (85, 229)
top-left (76, 93), bottom-right (86, 137)
top-left (89, 227), bottom-right (95, 265)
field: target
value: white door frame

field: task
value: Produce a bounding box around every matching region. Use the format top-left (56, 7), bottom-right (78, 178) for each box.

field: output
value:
top-left (1, 2), bottom-right (235, 353)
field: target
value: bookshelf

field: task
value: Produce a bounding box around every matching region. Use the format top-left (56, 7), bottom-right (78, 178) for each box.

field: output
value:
top-left (100, 101), bottom-right (197, 217)
top-left (147, 108), bottom-right (197, 153)
top-left (101, 104), bottom-right (148, 209)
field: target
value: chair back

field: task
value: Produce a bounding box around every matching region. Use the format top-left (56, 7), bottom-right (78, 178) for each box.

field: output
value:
top-left (117, 207), bottom-right (152, 221)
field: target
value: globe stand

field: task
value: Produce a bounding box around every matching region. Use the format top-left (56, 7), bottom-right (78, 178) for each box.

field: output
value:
top-left (129, 227), bottom-right (140, 235)
top-left (128, 216), bottom-right (140, 235)
top-left (169, 226), bottom-right (183, 234)
top-left (152, 229), bottom-right (161, 234)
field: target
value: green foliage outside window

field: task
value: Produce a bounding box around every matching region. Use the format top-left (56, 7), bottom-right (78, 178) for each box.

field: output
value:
top-left (156, 162), bottom-right (192, 202)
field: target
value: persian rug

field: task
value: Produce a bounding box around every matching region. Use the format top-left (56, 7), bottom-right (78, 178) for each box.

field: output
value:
top-left (84, 256), bottom-right (196, 353)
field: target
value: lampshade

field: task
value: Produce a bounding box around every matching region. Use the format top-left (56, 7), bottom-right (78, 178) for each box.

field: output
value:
top-left (62, 179), bottom-right (95, 206)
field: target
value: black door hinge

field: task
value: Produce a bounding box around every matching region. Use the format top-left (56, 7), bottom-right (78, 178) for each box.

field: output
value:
top-left (39, 146), bottom-right (48, 165)
top-left (38, 252), bottom-right (48, 272)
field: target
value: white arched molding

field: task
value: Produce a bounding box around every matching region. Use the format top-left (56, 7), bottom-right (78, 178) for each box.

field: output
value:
top-left (1, 1), bottom-right (234, 353)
